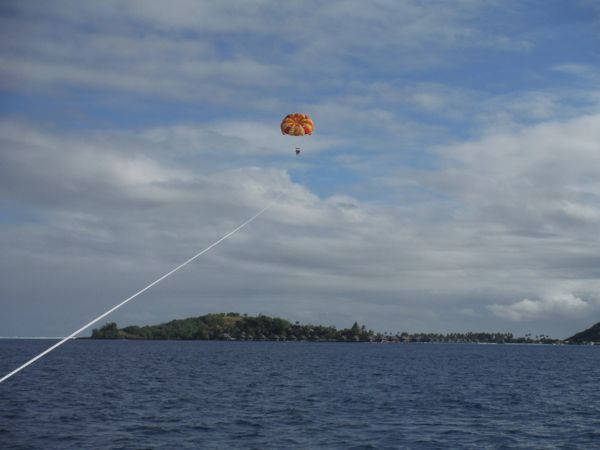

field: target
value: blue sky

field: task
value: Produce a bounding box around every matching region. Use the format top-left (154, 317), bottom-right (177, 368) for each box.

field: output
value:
top-left (1, 1), bottom-right (600, 338)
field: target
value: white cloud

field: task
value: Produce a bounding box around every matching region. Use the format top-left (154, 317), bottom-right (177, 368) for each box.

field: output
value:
top-left (552, 64), bottom-right (596, 78)
top-left (0, 119), bottom-right (481, 335)
top-left (4, 113), bottom-right (600, 337)
top-left (0, 121), bottom-right (194, 208)
top-left (427, 113), bottom-right (600, 238)
top-left (0, 0), bottom-right (532, 107)
top-left (140, 121), bottom-right (337, 158)
top-left (489, 292), bottom-right (589, 321)
top-left (2, 1), bottom-right (600, 339)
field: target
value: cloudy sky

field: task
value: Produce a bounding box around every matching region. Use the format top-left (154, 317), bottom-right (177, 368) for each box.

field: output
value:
top-left (1, 1), bottom-right (600, 338)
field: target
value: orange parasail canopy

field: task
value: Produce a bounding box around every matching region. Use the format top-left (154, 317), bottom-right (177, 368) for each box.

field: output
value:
top-left (280, 113), bottom-right (314, 136)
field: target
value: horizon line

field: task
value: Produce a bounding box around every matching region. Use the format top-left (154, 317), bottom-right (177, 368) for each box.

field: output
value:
top-left (0, 336), bottom-right (75, 340)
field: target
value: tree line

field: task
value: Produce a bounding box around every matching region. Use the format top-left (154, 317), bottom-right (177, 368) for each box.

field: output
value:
top-left (91, 312), bottom-right (562, 344)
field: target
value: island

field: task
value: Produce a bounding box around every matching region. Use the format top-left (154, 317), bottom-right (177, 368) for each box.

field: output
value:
top-left (565, 321), bottom-right (600, 344)
top-left (90, 312), bottom-right (569, 344)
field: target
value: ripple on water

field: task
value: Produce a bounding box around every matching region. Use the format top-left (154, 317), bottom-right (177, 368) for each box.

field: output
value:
top-left (1, 341), bottom-right (600, 449)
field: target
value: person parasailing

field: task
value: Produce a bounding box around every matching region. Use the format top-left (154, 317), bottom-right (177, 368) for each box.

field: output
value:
top-left (280, 113), bottom-right (314, 155)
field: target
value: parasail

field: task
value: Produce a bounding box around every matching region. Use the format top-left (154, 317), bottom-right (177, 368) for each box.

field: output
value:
top-left (280, 113), bottom-right (314, 154)
top-left (280, 113), bottom-right (314, 136)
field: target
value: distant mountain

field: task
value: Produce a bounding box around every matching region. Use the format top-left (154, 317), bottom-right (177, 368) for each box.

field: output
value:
top-left (566, 321), bottom-right (600, 343)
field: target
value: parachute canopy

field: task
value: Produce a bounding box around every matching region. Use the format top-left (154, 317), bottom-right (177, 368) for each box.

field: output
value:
top-left (280, 113), bottom-right (314, 136)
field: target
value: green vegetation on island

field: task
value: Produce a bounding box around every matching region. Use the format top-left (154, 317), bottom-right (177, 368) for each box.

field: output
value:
top-left (92, 313), bottom-right (373, 342)
top-left (91, 312), bottom-right (565, 344)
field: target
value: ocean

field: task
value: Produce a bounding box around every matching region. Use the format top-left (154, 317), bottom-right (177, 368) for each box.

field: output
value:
top-left (1, 340), bottom-right (599, 449)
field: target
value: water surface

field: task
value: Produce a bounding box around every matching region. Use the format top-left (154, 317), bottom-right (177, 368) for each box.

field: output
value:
top-left (1, 340), bottom-right (599, 449)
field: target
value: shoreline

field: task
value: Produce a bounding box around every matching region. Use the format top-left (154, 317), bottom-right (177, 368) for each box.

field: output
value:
top-left (2, 337), bottom-right (592, 345)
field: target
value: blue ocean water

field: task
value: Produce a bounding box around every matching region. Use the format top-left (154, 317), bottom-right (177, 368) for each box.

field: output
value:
top-left (1, 340), bottom-right (599, 449)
